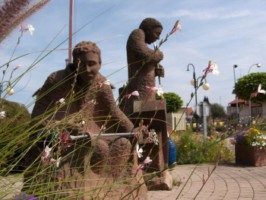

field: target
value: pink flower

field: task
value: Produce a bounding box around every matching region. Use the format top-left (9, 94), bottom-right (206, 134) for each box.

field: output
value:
top-left (146, 85), bottom-right (164, 96)
top-left (143, 156), bottom-right (152, 164)
top-left (229, 137), bottom-right (236, 144)
top-left (203, 61), bottom-right (220, 75)
top-left (137, 156), bottom-right (153, 171)
top-left (169, 20), bottom-right (181, 35)
top-left (12, 65), bottom-right (22, 71)
top-left (125, 90), bottom-right (139, 99)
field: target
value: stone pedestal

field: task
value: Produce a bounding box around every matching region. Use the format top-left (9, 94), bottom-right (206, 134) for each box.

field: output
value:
top-left (132, 100), bottom-right (173, 190)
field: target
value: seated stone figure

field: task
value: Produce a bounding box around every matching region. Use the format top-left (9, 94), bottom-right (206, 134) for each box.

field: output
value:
top-left (23, 41), bottom-right (147, 199)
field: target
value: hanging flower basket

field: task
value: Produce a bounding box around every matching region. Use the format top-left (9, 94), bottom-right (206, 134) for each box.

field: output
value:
top-left (235, 145), bottom-right (266, 166)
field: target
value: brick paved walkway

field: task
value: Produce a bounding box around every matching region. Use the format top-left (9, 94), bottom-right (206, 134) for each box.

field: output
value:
top-left (148, 163), bottom-right (266, 200)
top-left (1, 163), bottom-right (266, 199)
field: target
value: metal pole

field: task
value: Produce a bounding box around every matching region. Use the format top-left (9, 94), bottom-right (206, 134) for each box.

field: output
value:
top-left (233, 65), bottom-right (239, 120)
top-left (0, 83), bottom-right (2, 99)
top-left (248, 63), bottom-right (261, 74)
top-left (68, 0), bottom-right (74, 64)
top-left (203, 101), bottom-right (208, 141)
top-left (69, 131), bottom-right (156, 140)
top-left (193, 71), bottom-right (199, 131)
top-left (187, 64), bottom-right (199, 130)
top-left (248, 63), bottom-right (261, 122)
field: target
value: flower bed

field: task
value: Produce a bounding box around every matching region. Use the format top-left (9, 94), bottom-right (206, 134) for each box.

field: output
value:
top-left (232, 127), bottom-right (266, 166)
top-left (235, 145), bottom-right (266, 166)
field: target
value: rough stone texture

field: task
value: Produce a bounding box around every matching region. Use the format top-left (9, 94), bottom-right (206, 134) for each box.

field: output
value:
top-left (23, 41), bottom-right (147, 199)
top-left (119, 18), bottom-right (164, 115)
top-left (119, 18), bottom-right (171, 191)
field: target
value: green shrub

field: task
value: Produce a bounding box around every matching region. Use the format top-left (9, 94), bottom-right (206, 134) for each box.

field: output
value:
top-left (171, 130), bottom-right (233, 164)
top-left (0, 99), bottom-right (31, 172)
top-left (215, 125), bottom-right (227, 132)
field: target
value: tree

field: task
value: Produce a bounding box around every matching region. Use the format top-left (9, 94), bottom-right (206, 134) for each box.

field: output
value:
top-left (210, 103), bottom-right (226, 121)
top-left (157, 92), bottom-right (183, 113)
top-left (0, 99), bottom-right (30, 171)
top-left (234, 73), bottom-right (266, 102)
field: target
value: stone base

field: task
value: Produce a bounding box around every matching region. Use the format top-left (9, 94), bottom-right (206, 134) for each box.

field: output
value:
top-left (145, 170), bottom-right (173, 191)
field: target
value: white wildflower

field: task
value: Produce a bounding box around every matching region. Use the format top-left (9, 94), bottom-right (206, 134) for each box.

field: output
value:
top-left (27, 24), bottom-right (35, 35)
top-left (57, 98), bottom-right (65, 104)
top-left (156, 86), bottom-right (164, 97)
top-left (210, 61), bottom-right (220, 75)
top-left (0, 111), bottom-right (6, 119)
top-left (136, 143), bottom-right (143, 158)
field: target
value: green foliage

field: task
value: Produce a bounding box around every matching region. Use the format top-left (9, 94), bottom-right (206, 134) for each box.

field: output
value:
top-left (210, 103), bottom-right (226, 119)
top-left (171, 130), bottom-right (233, 164)
top-left (0, 99), bottom-right (31, 171)
top-left (215, 125), bottom-right (227, 132)
top-left (234, 73), bottom-right (266, 101)
top-left (157, 92), bottom-right (183, 113)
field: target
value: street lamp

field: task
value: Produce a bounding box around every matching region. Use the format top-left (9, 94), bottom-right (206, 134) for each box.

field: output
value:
top-left (187, 63), bottom-right (209, 130)
top-left (248, 63), bottom-right (261, 74)
top-left (233, 65), bottom-right (239, 119)
top-left (248, 63), bottom-right (262, 120)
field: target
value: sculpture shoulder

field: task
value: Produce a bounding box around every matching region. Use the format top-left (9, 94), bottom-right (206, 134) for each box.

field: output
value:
top-left (47, 68), bottom-right (70, 84)
top-left (97, 73), bottom-right (107, 82)
top-left (127, 29), bottom-right (145, 45)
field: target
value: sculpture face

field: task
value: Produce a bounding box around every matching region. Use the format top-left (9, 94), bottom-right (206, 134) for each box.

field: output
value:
top-left (77, 52), bottom-right (100, 81)
top-left (146, 27), bottom-right (162, 44)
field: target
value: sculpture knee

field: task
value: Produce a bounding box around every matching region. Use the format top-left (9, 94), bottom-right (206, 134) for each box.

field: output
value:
top-left (90, 139), bottom-right (109, 174)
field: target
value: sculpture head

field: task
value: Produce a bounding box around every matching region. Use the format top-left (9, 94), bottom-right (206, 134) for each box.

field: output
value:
top-left (72, 41), bottom-right (101, 81)
top-left (139, 18), bottom-right (163, 44)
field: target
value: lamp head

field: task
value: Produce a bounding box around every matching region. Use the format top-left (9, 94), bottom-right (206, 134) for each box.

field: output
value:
top-left (233, 65), bottom-right (238, 68)
top-left (187, 63), bottom-right (195, 72)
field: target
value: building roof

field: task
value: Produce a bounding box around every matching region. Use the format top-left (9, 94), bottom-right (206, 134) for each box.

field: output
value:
top-left (184, 107), bottom-right (193, 115)
top-left (228, 99), bottom-right (246, 105)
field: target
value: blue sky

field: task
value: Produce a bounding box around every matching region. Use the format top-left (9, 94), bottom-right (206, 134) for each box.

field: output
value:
top-left (1, 0), bottom-right (266, 112)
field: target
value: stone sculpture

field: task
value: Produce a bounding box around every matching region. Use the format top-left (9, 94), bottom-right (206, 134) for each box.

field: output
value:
top-left (23, 41), bottom-right (147, 199)
top-left (120, 18), bottom-right (164, 114)
top-left (119, 18), bottom-right (172, 190)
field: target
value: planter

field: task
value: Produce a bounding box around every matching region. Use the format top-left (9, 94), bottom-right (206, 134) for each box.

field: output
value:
top-left (235, 145), bottom-right (266, 166)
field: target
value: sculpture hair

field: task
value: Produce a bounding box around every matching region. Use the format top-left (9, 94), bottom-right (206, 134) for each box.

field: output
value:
top-left (72, 41), bottom-right (101, 65)
top-left (139, 18), bottom-right (163, 32)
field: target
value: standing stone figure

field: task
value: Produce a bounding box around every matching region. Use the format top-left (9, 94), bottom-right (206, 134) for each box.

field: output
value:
top-left (23, 41), bottom-right (147, 199)
top-left (119, 18), bottom-right (172, 190)
top-left (120, 17), bottom-right (164, 114)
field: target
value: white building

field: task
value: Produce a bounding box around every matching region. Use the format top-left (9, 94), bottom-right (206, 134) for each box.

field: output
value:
top-left (166, 108), bottom-right (189, 131)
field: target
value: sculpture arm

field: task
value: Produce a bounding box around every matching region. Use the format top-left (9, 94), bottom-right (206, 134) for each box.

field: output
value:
top-left (96, 81), bottom-right (134, 133)
top-left (127, 29), bottom-right (163, 64)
